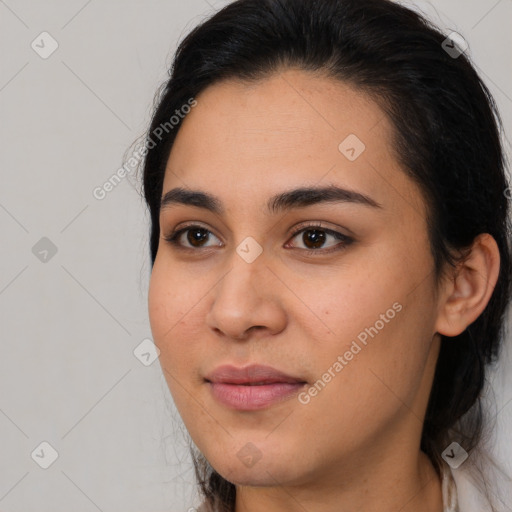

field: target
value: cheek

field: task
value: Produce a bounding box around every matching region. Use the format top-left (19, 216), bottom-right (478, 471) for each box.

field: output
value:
top-left (148, 259), bottom-right (202, 370)
top-left (285, 255), bottom-right (404, 351)
top-left (288, 242), bottom-right (437, 403)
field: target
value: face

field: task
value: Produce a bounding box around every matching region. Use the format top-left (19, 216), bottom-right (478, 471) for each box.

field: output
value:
top-left (148, 68), bottom-right (443, 489)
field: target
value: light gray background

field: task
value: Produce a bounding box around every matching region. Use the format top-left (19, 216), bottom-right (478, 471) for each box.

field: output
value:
top-left (0, 1), bottom-right (511, 511)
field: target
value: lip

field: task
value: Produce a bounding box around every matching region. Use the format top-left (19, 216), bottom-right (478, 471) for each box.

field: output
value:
top-left (205, 364), bottom-right (306, 385)
top-left (205, 364), bottom-right (307, 411)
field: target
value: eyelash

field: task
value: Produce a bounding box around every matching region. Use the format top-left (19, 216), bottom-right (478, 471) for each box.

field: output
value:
top-left (163, 221), bottom-right (354, 256)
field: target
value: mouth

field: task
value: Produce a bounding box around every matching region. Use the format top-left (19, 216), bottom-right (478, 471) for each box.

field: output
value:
top-left (205, 363), bottom-right (306, 384)
top-left (204, 364), bottom-right (307, 410)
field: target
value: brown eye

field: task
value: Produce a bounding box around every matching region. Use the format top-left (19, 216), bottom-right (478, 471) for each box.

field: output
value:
top-left (286, 225), bottom-right (353, 255)
top-left (185, 227), bottom-right (210, 247)
top-left (300, 229), bottom-right (326, 249)
top-left (164, 225), bottom-right (222, 249)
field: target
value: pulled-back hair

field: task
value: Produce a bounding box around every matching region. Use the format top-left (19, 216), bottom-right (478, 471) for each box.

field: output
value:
top-left (141, 0), bottom-right (512, 510)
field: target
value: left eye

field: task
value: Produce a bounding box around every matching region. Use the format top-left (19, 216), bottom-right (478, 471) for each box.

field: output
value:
top-left (286, 226), bottom-right (353, 253)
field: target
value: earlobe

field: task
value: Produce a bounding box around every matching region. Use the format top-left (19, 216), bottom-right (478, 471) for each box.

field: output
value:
top-left (435, 233), bottom-right (500, 337)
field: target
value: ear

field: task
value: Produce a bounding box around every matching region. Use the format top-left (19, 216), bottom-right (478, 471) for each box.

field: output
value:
top-left (435, 233), bottom-right (501, 337)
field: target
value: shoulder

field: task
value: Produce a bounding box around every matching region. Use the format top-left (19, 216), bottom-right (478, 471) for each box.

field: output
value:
top-left (440, 459), bottom-right (459, 512)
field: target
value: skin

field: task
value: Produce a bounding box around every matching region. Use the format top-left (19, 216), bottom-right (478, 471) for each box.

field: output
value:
top-left (148, 68), bottom-right (500, 512)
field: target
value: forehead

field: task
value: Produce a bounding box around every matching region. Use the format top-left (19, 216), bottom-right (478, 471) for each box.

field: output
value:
top-left (162, 68), bottom-right (425, 219)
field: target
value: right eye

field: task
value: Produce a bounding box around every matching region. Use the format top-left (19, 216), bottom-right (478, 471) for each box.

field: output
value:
top-left (163, 224), bottom-right (223, 250)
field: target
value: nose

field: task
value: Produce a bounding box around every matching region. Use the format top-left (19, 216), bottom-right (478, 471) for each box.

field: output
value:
top-left (205, 254), bottom-right (287, 341)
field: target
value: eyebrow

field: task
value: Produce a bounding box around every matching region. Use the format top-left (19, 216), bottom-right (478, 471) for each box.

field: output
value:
top-left (160, 185), bottom-right (382, 215)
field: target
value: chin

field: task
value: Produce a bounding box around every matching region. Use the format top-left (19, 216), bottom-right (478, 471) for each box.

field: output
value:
top-left (207, 448), bottom-right (304, 489)
top-left (217, 463), bottom-right (293, 488)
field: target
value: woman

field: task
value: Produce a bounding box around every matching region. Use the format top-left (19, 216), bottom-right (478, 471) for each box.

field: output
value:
top-left (140, 0), bottom-right (512, 510)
